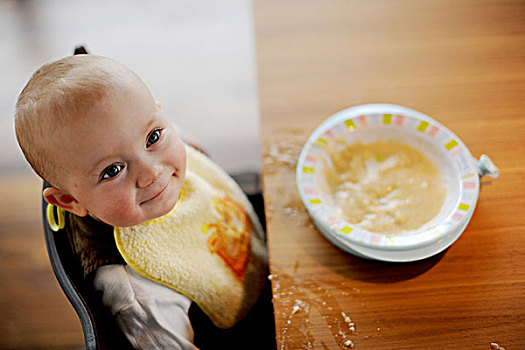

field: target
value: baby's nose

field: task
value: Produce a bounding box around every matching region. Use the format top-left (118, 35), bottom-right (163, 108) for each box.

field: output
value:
top-left (137, 163), bottom-right (162, 188)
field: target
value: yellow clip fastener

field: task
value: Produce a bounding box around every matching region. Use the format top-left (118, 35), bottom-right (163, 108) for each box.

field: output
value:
top-left (47, 204), bottom-right (65, 232)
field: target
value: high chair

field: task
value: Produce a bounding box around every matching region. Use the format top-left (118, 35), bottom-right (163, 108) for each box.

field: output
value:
top-left (43, 182), bottom-right (133, 350)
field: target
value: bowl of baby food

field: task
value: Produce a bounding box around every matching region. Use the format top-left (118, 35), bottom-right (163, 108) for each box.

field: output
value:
top-left (296, 104), bottom-right (498, 262)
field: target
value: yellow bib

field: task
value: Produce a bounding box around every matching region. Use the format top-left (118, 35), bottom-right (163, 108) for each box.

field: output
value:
top-left (114, 146), bottom-right (268, 329)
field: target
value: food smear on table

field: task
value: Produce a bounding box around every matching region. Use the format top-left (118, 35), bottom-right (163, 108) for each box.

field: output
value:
top-left (322, 139), bottom-right (446, 234)
top-left (490, 343), bottom-right (506, 350)
top-left (269, 268), bottom-right (357, 349)
top-left (263, 137), bottom-right (304, 174)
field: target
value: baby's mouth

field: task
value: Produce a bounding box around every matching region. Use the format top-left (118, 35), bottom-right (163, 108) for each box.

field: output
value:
top-left (140, 182), bottom-right (169, 205)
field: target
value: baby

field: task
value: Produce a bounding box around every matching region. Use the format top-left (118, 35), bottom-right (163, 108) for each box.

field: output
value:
top-left (15, 55), bottom-right (274, 349)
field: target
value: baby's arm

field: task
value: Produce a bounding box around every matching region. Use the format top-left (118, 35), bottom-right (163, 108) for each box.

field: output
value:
top-left (93, 264), bottom-right (198, 350)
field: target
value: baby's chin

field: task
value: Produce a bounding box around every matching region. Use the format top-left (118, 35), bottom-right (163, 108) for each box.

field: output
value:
top-left (144, 200), bottom-right (178, 224)
top-left (129, 191), bottom-right (180, 226)
top-left (95, 205), bottom-right (173, 227)
top-left (94, 214), bottom-right (142, 228)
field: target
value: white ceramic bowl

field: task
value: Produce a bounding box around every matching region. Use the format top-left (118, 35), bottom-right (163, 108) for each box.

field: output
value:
top-left (296, 104), bottom-right (498, 262)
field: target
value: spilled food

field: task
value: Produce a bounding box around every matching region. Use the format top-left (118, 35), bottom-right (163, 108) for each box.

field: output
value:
top-left (269, 269), bottom-right (357, 349)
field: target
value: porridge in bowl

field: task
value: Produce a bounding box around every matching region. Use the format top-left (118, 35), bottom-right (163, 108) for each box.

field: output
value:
top-left (321, 139), bottom-right (446, 234)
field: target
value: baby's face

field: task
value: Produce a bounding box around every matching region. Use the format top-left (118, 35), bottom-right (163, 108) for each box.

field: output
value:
top-left (57, 81), bottom-right (186, 227)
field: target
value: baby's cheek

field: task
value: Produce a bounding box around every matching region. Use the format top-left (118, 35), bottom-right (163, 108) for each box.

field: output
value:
top-left (99, 195), bottom-right (140, 227)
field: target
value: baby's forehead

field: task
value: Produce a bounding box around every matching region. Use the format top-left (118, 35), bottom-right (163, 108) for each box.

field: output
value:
top-left (48, 85), bottom-right (153, 156)
top-left (50, 78), bottom-right (143, 123)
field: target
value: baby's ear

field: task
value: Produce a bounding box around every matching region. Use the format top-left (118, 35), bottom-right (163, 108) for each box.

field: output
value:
top-left (43, 187), bottom-right (88, 217)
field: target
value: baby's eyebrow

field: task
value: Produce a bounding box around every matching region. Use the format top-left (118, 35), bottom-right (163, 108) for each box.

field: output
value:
top-left (87, 156), bottom-right (115, 177)
top-left (143, 118), bottom-right (158, 135)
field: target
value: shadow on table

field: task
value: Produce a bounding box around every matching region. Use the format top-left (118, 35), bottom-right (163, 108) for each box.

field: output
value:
top-left (334, 250), bottom-right (447, 284)
top-left (296, 228), bottom-right (448, 284)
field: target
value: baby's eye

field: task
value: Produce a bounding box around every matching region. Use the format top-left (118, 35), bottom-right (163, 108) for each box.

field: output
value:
top-left (101, 163), bottom-right (124, 180)
top-left (146, 129), bottom-right (162, 148)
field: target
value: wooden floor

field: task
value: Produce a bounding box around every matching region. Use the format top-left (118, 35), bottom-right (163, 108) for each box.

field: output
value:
top-left (0, 174), bottom-right (85, 349)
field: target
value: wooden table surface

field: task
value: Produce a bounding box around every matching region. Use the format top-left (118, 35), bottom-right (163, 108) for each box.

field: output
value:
top-left (253, 1), bottom-right (525, 349)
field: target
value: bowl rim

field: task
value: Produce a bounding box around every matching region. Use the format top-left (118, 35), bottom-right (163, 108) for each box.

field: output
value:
top-left (296, 103), bottom-right (480, 251)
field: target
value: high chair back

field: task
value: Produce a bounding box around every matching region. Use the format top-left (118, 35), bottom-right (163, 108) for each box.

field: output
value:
top-left (42, 181), bottom-right (133, 350)
top-left (42, 181), bottom-right (97, 349)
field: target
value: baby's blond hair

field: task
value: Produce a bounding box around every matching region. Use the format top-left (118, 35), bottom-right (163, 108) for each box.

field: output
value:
top-left (15, 55), bottom-right (141, 187)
